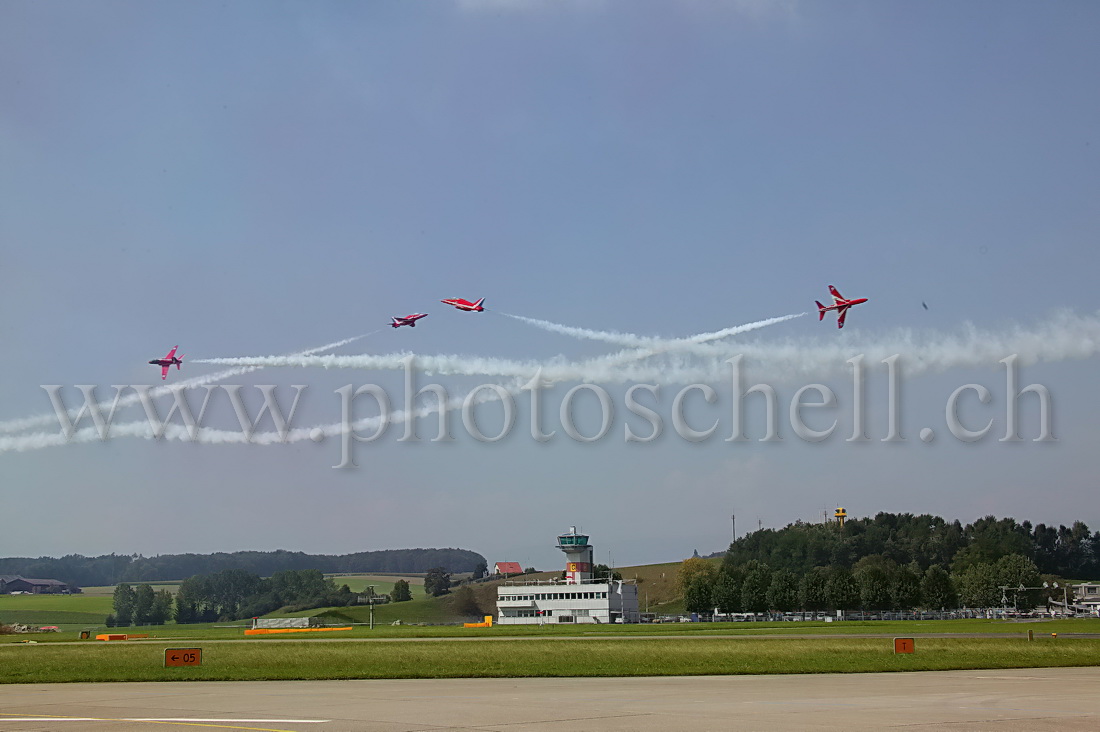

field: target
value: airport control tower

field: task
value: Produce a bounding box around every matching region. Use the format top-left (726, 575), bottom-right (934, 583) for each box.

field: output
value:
top-left (557, 526), bottom-right (593, 584)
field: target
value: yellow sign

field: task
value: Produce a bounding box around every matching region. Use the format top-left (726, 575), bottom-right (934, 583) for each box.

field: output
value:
top-left (568, 563), bottom-right (577, 571)
top-left (165, 648), bottom-right (202, 667)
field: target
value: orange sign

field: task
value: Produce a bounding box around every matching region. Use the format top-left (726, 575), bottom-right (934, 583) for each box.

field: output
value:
top-left (894, 637), bottom-right (914, 654)
top-left (165, 648), bottom-right (202, 667)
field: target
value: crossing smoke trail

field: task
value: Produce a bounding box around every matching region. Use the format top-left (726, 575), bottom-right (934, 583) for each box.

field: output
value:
top-left (196, 311), bottom-right (1100, 384)
top-left (193, 314), bottom-right (806, 374)
top-left (0, 315), bottom-right (800, 453)
top-left (4, 311), bottom-right (1099, 454)
top-left (499, 312), bottom-right (805, 348)
top-left (0, 331), bottom-right (379, 435)
top-left (500, 313), bottom-right (670, 348)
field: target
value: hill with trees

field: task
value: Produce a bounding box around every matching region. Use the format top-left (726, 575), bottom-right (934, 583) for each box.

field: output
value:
top-left (678, 513), bottom-right (1099, 616)
top-left (722, 513), bottom-right (1097, 577)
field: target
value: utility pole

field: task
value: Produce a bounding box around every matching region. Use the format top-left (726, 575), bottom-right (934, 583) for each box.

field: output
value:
top-left (367, 585), bottom-right (375, 630)
top-left (731, 514), bottom-right (736, 542)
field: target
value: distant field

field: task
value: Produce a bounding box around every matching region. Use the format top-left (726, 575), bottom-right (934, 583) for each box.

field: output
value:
top-left (615, 560), bottom-right (704, 616)
top-left (313, 593), bottom-right (456, 625)
top-left (326, 573), bottom-right (424, 588)
top-left (0, 594), bottom-right (111, 627)
top-left (320, 574), bottom-right (424, 596)
top-left (80, 583), bottom-right (180, 597)
top-left (2, 636), bottom-right (1099, 684)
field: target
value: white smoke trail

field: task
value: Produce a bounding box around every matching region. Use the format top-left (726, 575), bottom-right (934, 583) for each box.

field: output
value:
top-left (5, 311), bottom-right (1099, 454)
top-left (0, 377), bottom-right (500, 452)
top-left (500, 312), bottom-right (804, 348)
top-left (500, 313), bottom-right (661, 347)
top-left (193, 313), bottom-right (805, 373)
top-left (0, 315), bottom-right (799, 453)
top-left (196, 311), bottom-right (1100, 384)
top-left (0, 331), bottom-right (378, 435)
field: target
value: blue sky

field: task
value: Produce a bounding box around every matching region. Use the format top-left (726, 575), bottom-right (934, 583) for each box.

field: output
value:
top-left (1, 1), bottom-right (1098, 571)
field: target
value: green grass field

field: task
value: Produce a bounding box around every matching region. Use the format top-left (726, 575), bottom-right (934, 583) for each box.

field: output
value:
top-left (2, 636), bottom-right (1098, 684)
top-left (5, 616), bottom-right (1099, 645)
top-left (312, 594), bottom-right (463, 625)
top-left (0, 594), bottom-right (112, 627)
top-left (324, 574), bottom-right (424, 594)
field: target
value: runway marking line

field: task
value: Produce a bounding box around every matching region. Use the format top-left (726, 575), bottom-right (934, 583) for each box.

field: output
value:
top-left (0, 712), bottom-right (327, 731)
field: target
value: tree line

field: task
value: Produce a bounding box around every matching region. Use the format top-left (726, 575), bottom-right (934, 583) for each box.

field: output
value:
top-left (680, 553), bottom-right (1052, 615)
top-left (109, 569), bottom-right (357, 624)
top-left (720, 513), bottom-right (1098, 578)
top-left (2, 547), bottom-right (486, 589)
top-left (109, 566), bottom-right (458, 625)
top-left (680, 511), bottom-right (1098, 615)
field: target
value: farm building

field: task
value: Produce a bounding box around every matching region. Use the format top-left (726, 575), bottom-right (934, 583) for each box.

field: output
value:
top-left (1, 576), bottom-right (70, 594)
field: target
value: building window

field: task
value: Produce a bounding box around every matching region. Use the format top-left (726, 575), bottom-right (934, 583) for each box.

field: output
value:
top-left (558, 616), bottom-right (574, 623)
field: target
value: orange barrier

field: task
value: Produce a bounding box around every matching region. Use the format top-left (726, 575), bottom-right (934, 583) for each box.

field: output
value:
top-left (94, 633), bottom-right (149, 641)
top-left (463, 615), bottom-right (495, 628)
top-left (244, 626), bottom-right (353, 635)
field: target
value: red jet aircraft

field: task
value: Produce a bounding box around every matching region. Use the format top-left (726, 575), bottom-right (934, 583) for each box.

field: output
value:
top-left (816, 285), bottom-right (868, 329)
top-left (391, 313), bottom-right (428, 328)
top-left (149, 345), bottom-right (184, 380)
top-left (440, 297), bottom-right (485, 312)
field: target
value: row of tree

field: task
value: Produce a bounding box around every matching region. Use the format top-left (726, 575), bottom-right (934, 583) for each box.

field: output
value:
top-left (108, 583), bottom-right (175, 626)
top-left (2, 548), bottom-right (487, 589)
top-left (109, 569), bottom-right (358, 624)
top-left (720, 513), bottom-right (1098, 578)
top-left (680, 552), bottom-right (1053, 615)
top-left (109, 567), bottom-right (458, 625)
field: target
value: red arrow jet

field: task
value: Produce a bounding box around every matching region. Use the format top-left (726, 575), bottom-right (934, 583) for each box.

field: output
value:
top-left (149, 345), bottom-right (184, 379)
top-left (391, 313), bottom-right (428, 328)
top-left (440, 297), bottom-right (485, 312)
top-left (816, 285), bottom-right (868, 329)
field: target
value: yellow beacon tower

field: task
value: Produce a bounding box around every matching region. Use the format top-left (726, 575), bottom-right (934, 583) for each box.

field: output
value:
top-left (834, 507), bottom-right (847, 527)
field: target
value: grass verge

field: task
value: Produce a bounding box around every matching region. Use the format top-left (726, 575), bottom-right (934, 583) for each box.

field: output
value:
top-left (3, 617), bottom-right (1099, 644)
top-left (1, 637), bottom-right (1097, 684)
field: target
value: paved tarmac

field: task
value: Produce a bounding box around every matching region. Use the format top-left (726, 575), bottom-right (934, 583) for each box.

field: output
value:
top-left (2, 667), bottom-right (1099, 731)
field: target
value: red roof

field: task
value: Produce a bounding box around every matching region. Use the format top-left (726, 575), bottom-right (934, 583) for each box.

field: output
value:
top-left (495, 562), bottom-right (523, 575)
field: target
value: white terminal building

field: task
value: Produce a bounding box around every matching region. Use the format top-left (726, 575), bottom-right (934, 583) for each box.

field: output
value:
top-left (496, 527), bottom-right (640, 625)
